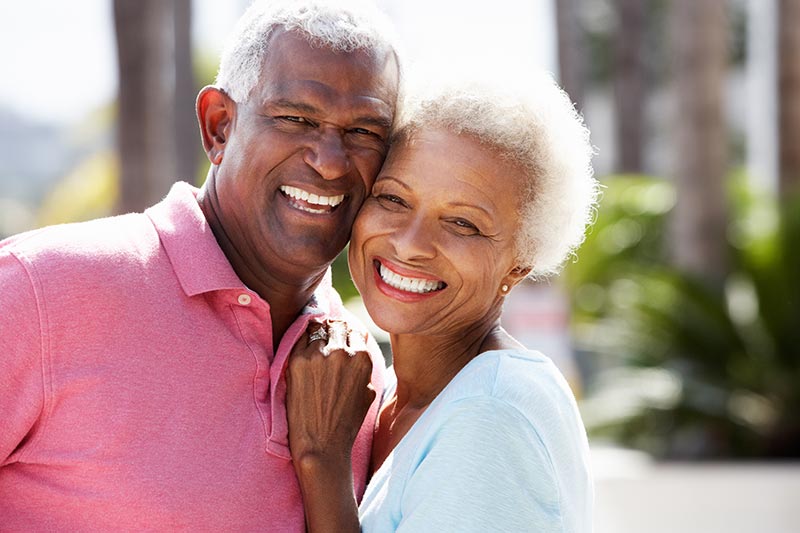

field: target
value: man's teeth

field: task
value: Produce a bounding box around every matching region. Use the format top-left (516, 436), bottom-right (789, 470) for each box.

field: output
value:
top-left (280, 186), bottom-right (345, 207)
top-left (379, 263), bottom-right (444, 294)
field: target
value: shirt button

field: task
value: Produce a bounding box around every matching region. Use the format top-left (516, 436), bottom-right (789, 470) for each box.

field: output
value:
top-left (237, 294), bottom-right (252, 306)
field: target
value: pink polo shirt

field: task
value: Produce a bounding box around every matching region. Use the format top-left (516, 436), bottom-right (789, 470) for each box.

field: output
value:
top-left (0, 182), bottom-right (385, 531)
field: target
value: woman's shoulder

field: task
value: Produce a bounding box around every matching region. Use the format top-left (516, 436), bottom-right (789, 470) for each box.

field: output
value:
top-left (448, 347), bottom-right (576, 413)
top-left (440, 347), bottom-right (590, 462)
top-left (366, 349), bottom-right (593, 532)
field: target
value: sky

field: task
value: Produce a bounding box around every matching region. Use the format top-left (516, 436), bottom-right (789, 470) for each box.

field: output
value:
top-left (1, 0), bottom-right (555, 126)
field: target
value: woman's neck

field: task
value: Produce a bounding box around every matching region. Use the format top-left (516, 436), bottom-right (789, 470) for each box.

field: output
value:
top-left (389, 318), bottom-right (502, 410)
top-left (370, 311), bottom-right (529, 473)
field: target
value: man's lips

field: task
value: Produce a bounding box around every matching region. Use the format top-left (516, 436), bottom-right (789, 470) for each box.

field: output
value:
top-left (374, 259), bottom-right (446, 294)
top-left (279, 185), bottom-right (346, 214)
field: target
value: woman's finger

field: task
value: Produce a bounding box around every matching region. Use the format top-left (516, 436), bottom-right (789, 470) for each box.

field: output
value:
top-left (323, 320), bottom-right (348, 356)
top-left (346, 327), bottom-right (369, 356)
top-left (306, 321), bottom-right (328, 347)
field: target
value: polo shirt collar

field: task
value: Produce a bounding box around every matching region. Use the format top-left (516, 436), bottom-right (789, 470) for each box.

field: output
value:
top-left (145, 182), bottom-right (335, 317)
top-left (146, 181), bottom-right (243, 296)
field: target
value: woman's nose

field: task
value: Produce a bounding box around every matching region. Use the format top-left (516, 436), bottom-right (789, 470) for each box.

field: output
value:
top-left (390, 215), bottom-right (437, 261)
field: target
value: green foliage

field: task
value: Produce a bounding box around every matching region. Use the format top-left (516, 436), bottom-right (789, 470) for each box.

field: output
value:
top-left (570, 175), bottom-right (800, 458)
top-left (330, 245), bottom-right (360, 303)
top-left (38, 151), bottom-right (118, 226)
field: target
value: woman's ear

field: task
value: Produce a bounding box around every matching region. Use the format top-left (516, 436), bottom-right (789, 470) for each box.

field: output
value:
top-left (197, 86), bottom-right (235, 165)
top-left (499, 265), bottom-right (532, 296)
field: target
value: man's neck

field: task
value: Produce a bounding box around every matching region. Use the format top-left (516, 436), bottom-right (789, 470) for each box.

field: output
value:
top-left (197, 178), bottom-right (329, 347)
top-left (260, 272), bottom-right (326, 349)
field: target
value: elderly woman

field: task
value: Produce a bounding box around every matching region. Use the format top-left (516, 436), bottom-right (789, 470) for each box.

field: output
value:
top-left (285, 70), bottom-right (599, 532)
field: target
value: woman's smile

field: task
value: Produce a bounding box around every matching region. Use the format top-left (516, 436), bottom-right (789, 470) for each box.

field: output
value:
top-left (372, 258), bottom-right (446, 301)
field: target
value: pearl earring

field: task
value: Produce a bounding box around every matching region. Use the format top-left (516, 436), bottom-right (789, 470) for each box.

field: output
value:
top-left (501, 284), bottom-right (509, 294)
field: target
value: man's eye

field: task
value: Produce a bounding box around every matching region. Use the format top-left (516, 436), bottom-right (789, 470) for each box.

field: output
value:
top-left (349, 128), bottom-right (386, 145)
top-left (279, 116), bottom-right (310, 125)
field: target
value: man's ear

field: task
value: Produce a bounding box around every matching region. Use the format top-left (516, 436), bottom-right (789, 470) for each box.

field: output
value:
top-left (197, 86), bottom-right (235, 165)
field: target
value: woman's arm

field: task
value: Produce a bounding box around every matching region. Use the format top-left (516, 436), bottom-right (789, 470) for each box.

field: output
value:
top-left (286, 320), bottom-right (374, 533)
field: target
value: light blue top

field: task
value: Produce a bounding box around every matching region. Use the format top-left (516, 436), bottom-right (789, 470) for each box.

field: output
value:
top-left (358, 349), bottom-right (593, 532)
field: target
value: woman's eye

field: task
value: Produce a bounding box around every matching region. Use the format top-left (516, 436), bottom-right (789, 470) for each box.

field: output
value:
top-left (375, 194), bottom-right (406, 208)
top-left (452, 218), bottom-right (481, 234)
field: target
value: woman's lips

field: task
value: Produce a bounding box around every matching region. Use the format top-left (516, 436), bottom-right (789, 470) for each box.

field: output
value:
top-left (373, 259), bottom-right (446, 295)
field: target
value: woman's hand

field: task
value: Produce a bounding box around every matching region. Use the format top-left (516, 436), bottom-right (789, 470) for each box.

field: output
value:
top-left (286, 319), bottom-right (374, 533)
top-left (287, 319), bottom-right (375, 462)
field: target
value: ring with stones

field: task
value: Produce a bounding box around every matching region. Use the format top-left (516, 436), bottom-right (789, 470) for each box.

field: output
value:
top-left (308, 327), bottom-right (328, 344)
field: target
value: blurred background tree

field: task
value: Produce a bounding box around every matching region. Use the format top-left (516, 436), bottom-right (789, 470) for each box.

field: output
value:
top-left (670, 0), bottom-right (729, 285)
top-left (779, 0), bottom-right (800, 197)
top-left (114, 0), bottom-right (197, 214)
top-left (568, 175), bottom-right (800, 458)
top-left (560, 0), bottom-right (800, 458)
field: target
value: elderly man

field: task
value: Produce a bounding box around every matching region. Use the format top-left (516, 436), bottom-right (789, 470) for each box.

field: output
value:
top-left (0, 1), bottom-right (400, 529)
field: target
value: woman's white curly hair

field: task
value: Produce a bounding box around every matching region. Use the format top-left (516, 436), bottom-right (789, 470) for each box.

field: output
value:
top-left (215, 0), bottom-right (401, 103)
top-left (393, 70), bottom-right (599, 278)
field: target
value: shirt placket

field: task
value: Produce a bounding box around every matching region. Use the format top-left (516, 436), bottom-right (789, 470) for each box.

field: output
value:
top-left (226, 288), bottom-right (275, 449)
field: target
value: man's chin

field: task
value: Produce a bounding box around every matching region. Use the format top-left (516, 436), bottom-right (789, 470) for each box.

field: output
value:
top-left (274, 238), bottom-right (347, 271)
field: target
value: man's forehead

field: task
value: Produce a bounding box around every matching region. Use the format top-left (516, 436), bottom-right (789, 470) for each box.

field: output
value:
top-left (254, 81), bottom-right (395, 126)
top-left (251, 31), bottom-right (398, 118)
top-left (264, 28), bottom-right (395, 71)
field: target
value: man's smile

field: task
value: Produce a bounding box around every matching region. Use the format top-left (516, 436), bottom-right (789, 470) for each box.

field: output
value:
top-left (279, 185), bottom-right (346, 214)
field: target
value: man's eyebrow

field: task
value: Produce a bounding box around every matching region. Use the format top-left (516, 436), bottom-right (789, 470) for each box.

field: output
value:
top-left (353, 115), bottom-right (392, 130)
top-left (268, 99), bottom-right (320, 115)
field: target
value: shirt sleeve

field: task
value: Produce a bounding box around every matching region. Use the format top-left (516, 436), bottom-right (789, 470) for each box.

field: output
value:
top-left (396, 396), bottom-right (566, 533)
top-left (0, 250), bottom-right (46, 465)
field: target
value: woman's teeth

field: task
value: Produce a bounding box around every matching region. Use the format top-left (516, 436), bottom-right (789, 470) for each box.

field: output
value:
top-left (379, 263), bottom-right (444, 294)
top-left (280, 185), bottom-right (345, 212)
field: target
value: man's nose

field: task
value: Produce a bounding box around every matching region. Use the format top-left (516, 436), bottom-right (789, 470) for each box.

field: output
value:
top-left (303, 128), bottom-right (351, 180)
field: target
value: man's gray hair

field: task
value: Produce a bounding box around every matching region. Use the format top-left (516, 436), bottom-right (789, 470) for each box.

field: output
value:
top-left (393, 69), bottom-right (600, 278)
top-left (215, 0), bottom-right (400, 103)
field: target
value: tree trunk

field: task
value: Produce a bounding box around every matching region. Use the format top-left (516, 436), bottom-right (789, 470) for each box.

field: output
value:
top-left (613, 0), bottom-right (646, 173)
top-left (778, 0), bottom-right (800, 197)
top-left (174, 0), bottom-right (199, 186)
top-left (670, 0), bottom-right (729, 284)
top-left (114, 0), bottom-right (194, 214)
top-left (554, 0), bottom-right (586, 112)
top-left (745, 0), bottom-right (778, 193)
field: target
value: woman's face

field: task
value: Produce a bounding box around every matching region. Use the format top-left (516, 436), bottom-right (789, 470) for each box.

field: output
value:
top-left (348, 128), bottom-right (526, 337)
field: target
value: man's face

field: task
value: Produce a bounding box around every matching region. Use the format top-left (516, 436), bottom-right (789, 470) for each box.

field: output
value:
top-left (210, 29), bottom-right (399, 278)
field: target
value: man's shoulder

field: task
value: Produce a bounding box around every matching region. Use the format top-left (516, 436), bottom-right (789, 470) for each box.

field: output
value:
top-left (0, 212), bottom-right (163, 284)
top-left (2, 213), bottom-right (157, 262)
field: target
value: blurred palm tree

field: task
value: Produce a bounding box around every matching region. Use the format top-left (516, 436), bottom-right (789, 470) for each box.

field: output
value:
top-left (670, 0), bottom-right (730, 286)
top-left (779, 0), bottom-right (800, 196)
top-left (113, 0), bottom-right (196, 214)
top-left (613, 0), bottom-right (646, 173)
top-left (555, 0), bottom-right (586, 112)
